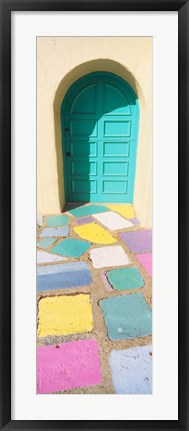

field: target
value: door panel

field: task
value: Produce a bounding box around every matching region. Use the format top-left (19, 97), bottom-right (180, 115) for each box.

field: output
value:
top-left (70, 141), bottom-right (97, 157)
top-left (62, 72), bottom-right (139, 203)
top-left (103, 120), bottom-right (131, 137)
top-left (70, 120), bottom-right (98, 137)
top-left (70, 84), bottom-right (97, 114)
top-left (103, 161), bottom-right (128, 176)
top-left (103, 142), bottom-right (130, 157)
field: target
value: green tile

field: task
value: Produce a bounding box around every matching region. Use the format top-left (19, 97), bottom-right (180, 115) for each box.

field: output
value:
top-left (69, 205), bottom-right (109, 218)
top-left (46, 215), bottom-right (68, 227)
top-left (107, 267), bottom-right (144, 291)
top-left (51, 238), bottom-right (91, 258)
top-left (100, 293), bottom-right (152, 340)
top-left (37, 238), bottom-right (56, 249)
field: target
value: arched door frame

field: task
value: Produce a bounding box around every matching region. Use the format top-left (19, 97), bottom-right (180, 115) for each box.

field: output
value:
top-left (61, 71), bottom-right (139, 203)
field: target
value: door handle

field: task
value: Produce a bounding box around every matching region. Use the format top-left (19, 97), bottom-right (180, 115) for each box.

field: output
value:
top-left (66, 152), bottom-right (71, 157)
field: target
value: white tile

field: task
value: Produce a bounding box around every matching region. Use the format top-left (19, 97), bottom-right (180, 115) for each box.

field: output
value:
top-left (37, 214), bottom-right (43, 227)
top-left (93, 211), bottom-right (133, 230)
top-left (37, 251), bottom-right (67, 264)
top-left (89, 245), bottom-right (130, 269)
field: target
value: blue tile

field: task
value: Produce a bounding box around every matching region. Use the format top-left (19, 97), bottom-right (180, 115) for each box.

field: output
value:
top-left (110, 345), bottom-right (152, 394)
top-left (37, 262), bottom-right (92, 291)
top-left (40, 226), bottom-right (69, 237)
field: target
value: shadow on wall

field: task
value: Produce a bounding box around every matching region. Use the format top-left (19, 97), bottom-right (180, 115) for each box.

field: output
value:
top-left (53, 59), bottom-right (142, 210)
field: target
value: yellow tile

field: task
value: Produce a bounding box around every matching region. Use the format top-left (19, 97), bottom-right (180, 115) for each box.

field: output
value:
top-left (38, 294), bottom-right (93, 337)
top-left (105, 204), bottom-right (135, 219)
top-left (74, 223), bottom-right (117, 244)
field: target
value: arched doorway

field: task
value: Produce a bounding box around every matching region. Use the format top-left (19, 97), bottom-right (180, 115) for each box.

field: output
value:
top-left (61, 71), bottom-right (139, 203)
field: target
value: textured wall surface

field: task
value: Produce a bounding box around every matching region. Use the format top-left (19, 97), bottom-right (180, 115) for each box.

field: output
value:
top-left (37, 37), bottom-right (152, 227)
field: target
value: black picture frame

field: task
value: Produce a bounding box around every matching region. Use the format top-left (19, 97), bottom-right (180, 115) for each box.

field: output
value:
top-left (0, 0), bottom-right (188, 429)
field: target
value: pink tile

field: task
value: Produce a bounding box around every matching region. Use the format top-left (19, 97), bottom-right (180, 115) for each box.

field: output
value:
top-left (37, 339), bottom-right (102, 393)
top-left (135, 253), bottom-right (152, 278)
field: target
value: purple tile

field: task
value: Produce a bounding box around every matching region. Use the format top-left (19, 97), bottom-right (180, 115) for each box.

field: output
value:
top-left (76, 217), bottom-right (94, 225)
top-left (120, 230), bottom-right (152, 253)
top-left (101, 271), bottom-right (113, 292)
top-left (130, 218), bottom-right (140, 225)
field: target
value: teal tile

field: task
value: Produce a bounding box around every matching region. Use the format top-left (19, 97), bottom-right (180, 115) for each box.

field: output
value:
top-left (100, 293), bottom-right (152, 340)
top-left (46, 215), bottom-right (68, 227)
top-left (51, 238), bottom-right (91, 258)
top-left (107, 267), bottom-right (144, 291)
top-left (37, 237), bottom-right (56, 248)
top-left (69, 205), bottom-right (109, 218)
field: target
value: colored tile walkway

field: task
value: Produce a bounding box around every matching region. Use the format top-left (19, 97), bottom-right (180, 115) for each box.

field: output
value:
top-left (110, 345), bottom-right (152, 394)
top-left (106, 267), bottom-right (144, 291)
top-left (38, 294), bottom-right (93, 337)
top-left (74, 223), bottom-right (117, 244)
top-left (37, 340), bottom-right (102, 394)
top-left (105, 204), bottom-right (135, 219)
top-left (37, 214), bottom-right (43, 227)
top-left (136, 253), bottom-right (152, 277)
top-left (37, 261), bottom-right (92, 291)
top-left (40, 226), bottom-right (69, 237)
top-left (120, 230), bottom-right (152, 253)
top-left (37, 237), bottom-right (56, 249)
top-left (37, 250), bottom-right (67, 264)
top-left (76, 216), bottom-right (94, 225)
top-left (37, 203), bottom-right (152, 394)
top-left (51, 238), bottom-right (91, 258)
top-left (100, 293), bottom-right (152, 340)
top-left (46, 214), bottom-right (69, 226)
top-left (93, 211), bottom-right (133, 230)
top-left (90, 245), bottom-right (130, 268)
top-left (68, 204), bottom-right (109, 218)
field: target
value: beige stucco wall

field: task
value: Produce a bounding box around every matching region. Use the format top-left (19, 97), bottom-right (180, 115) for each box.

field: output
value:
top-left (37, 37), bottom-right (152, 227)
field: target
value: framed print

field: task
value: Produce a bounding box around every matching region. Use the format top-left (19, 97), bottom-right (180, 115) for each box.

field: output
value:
top-left (0, 0), bottom-right (188, 429)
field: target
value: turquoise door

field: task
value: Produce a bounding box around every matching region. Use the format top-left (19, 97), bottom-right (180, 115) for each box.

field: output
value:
top-left (61, 72), bottom-right (139, 203)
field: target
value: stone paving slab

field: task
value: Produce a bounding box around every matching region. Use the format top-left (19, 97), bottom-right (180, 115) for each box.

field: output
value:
top-left (130, 217), bottom-right (140, 225)
top-left (36, 204), bottom-right (152, 394)
top-left (46, 215), bottom-right (69, 226)
top-left (120, 230), bottom-right (152, 253)
top-left (39, 226), bottom-right (69, 237)
top-left (106, 267), bottom-right (144, 291)
top-left (37, 237), bottom-right (56, 249)
top-left (68, 205), bottom-right (109, 218)
top-left (38, 294), bottom-right (93, 337)
top-left (136, 253), bottom-right (152, 278)
top-left (76, 216), bottom-right (94, 225)
top-left (93, 211), bottom-right (134, 230)
top-left (110, 345), bottom-right (152, 394)
top-left (37, 261), bottom-right (92, 291)
top-left (37, 339), bottom-right (102, 394)
top-left (74, 223), bottom-right (117, 245)
top-left (105, 204), bottom-right (135, 219)
top-left (101, 271), bottom-right (114, 292)
top-left (37, 251), bottom-right (67, 264)
top-left (90, 245), bottom-right (130, 268)
top-left (51, 237), bottom-right (91, 258)
top-left (37, 214), bottom-right (43, 227)
top-left (100, 293), bottom-right (152, 340)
